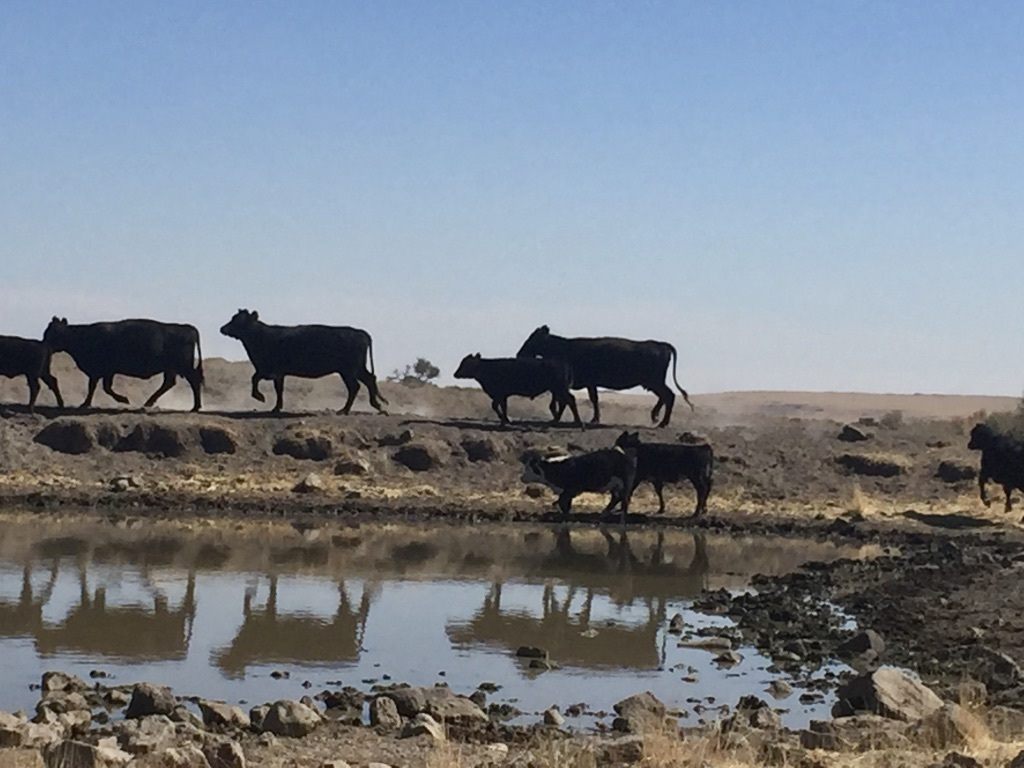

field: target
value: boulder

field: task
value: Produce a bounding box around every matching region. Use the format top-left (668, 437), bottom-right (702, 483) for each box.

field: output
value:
top-left (973, 647), bottom-right (1023, 691)
top-left (399, 713), bottom-right (445, 742)
top-left (912, 703), bottom-right (987, 749)
top-left (333, 450), bottom-right (370, 476)
top-left (727, 696), bottom-right (781, 730)
top-left (273, 433), bottom-right (333, 461)
top-left (986, 705), bottom-right (1024, 741)
top-left (461, 437), bottom-right (499, 463)
top-left (612, 692), bottom-right (670, 734)
top-left (382, 687), bottom-right (486, 724)
top-left (391, 443), bottom-right (442, 472)
top-left (1009, 750), bottom-right (1024, 768)
top-left (835, 453), bottom-right (909, 477)
top-left (931, 754), bottom-right (981, 768)
top-left (378, 430), bottom-right (414, 447)
top-left (203, 741), bottom-right (246, 768)
top-left (129, 746), bottom-right (211, 767)
top-left (42, 740), bottom-right (133, 768)
top-left (515, 646), bottom-right (548, 659)
top-left (667, 614), bottom-right (684, 635)
top-left (838, 425), bottom-right (871, 442)
top-left (834, 669), bottom-right (943, 722)
top-left (199, 427), bottom-right (238, 455)
top-left (41, 673), bottom-right (87, 694)
top-left (248, 706), bottom-right (269, 733)
top-left (198, 700), bottom-right (250, 730)
top-left (543, 708), bottom-right (565, 727)
top-left (115, 715), bottom-right (177, 755)
top-left (292, 473), bottom-right (325, 494)
top-left (799, 715), bottom-right (910, 751)
top-left (258, 700), bottom-right (321, 738)
top-left (35, 421), bottom-right (95, 455)
top-left (935, 460), bottom-right (977, 483)
top-left (125, 684), bottom-right (177, 719)
top-left (115, 423), bottom-right (188, 458)
top-left (369, 697), bottom-right (401, 730)
top-left (596, 736), bottom-right (645, 765)
top-left (837, 630), bottom-right (886, 659)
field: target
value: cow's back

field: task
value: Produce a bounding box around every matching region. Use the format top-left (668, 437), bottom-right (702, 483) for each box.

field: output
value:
top-left (636, 442), bottom-right (712, 483)
top-left (64, 320), bottom-right (198, 377)
top-left (253, 324), bottom-right (370, 376)
top-left (559, 337), bottom-right (672, 388)
top-left (0, 335), bottom-right (47, 377)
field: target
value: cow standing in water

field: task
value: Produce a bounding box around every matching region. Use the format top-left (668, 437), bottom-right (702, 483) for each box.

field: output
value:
top-left (516, 325), bottom-right (694, 427)
top-left (219, 309), bottom-right (388, 415)
top-left (43, 318), bottom-right (203, 411)
top-left (0, 335), bottom-right (64, 412)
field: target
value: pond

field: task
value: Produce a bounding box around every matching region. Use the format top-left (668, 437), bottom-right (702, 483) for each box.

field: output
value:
top-left (0, 513), bottom-right (874, 728)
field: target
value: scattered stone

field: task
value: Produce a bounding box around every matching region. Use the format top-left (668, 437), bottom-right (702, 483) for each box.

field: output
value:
top-left (382, 687), bottom-right (486, 724)
top-left (42, 673), bottom-right (87, 694)
top-left (931, 754), bottom-right (982, 768)
top-left (108, 476), bottom-right (141, 493)
top-left (834, 668), bottom-right (943, 722)
top-left (767, 680), bottom-right (793, 699)
top-left (913, 703), bottom-right (987, 749)
top-left (1008, 750), bottom-right (1024, 768)
top-left (333, 450), bottom-right (370, 476)
top-left (400, 713), bottom-right (445, 742)
top-left (596, 735), bottom-right (645, 764)
top-left (613, 692), bottom-right (670, 734)
top-left (130, 746), bottom-right (211, 767)
top-left (543, 708), bottom-right (565, 727)
top-left (667, 614), bottom-right (685, 635)
top-left (799, 715), bottom-right (911, 751)
top-left (986, 705), bottom-right (1024, 741)
top-left (516, 646), bottom-right (548, 660)
top-left (714, 651), bottom-right (742, 667)
top-left (727, 695), bottom-right (781, 730)
top-left (678, 636), bottom-right (732, 651)
top-left (484, 744), bottom-right (509, 761)
top-left (116, 715), bottom-right (177, 755)
top-left (838, 424), bottom-right (871, 442)
top-left (125, 684), bottom-right (177, 719)
top-left (461, 437), bottom-right (499, 463)
top-left (169, 707), bottom-right (203, 730)
top-left (203, 740), bottom-right (245, 768)
top-left (291, 473), bottom-right (325, 494)
top-left (835, 452), bottom-right (909, 477)
top-left (523, 485), bottom-right (546, 499)
top-left (259, 700), bottom-right (321, 738)
top-left (378, 429), bottom-right (414, 447)
top-left (199, 427), bottom-right (238, 455)
top-left (43, 739), bottom-right (132, 767)
top-left (198, 700), bottom-right (250, 731)
top-left (391, 443), bottom-right (442, 472)
top-left (837, 629), bottom-right (886, 659)
top-left (249, 705), bottom-right (269, 733)
top-left (35, 421), bottom-right (96, 455)
top-left (369, 697), bottom-right (401, 730)
top-left (273, 433), bottom-right (333, 461)
top-left (115, 423), bottom-right (188, 458)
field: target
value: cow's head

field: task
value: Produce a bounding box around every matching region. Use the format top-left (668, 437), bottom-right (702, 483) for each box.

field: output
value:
top-left (453, 353), bottom-right (482, 379)
top-left (43, 317), bottom-right (70, 350)
top-left (220, 309), bottom-right (259, 339)
top-left (516, 325), bottom-right (551, 358)
top-left (614, 431), bottom-right (642, 450)
top-left (968, 422), bottom-right (996, 451)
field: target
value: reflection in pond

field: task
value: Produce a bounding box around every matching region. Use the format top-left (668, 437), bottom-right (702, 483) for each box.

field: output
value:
top-left (0, 514), bottom-right (875, 725)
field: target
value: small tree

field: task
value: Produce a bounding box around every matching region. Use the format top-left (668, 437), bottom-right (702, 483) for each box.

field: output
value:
top-left (388, 357), bottom-right (440, 386)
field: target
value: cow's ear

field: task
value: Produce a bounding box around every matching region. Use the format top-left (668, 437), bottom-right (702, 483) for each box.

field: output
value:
top-left (51, 316), bottom-right (59, 323)
top-left (61, 317), bottom-right (68, 325)
top-left (540, 325), bottom-right (549, 333)
top-left (252, 311), bottom-right (259, 321)
top-left (473, 353), bottom-right (481, 359)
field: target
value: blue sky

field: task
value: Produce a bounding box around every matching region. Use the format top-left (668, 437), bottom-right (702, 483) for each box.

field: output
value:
top-left (2, 2), bottom-right (1021, 394)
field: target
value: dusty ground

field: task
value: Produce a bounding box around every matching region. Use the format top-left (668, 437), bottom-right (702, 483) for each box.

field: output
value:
top-left (3, 358), bottom-right (1024, 766)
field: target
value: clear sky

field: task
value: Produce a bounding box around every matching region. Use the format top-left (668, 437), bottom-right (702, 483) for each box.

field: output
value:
top-left (2, 2), bottom-right (1021, 394)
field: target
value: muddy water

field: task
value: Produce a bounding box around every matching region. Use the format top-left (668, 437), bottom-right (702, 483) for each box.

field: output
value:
top-left (0, 514), bottom-right (873, 728)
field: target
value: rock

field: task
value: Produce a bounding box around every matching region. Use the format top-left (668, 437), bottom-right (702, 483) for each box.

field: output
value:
top-left (523, 485), bottom-right (547, 499)
top-left (935, 460), bottom-right (976, 483)
top-left (768, 680), bottom-right (793, 699)
top-left (932, 754), bottom-right (981, 768)
top-left (516, 646), bottom-right (548, 659)
top-left (612, 692), bottom-right (670, 734)
top-left (834, 668), bottom-right (943, 722)
top-left (41, 673), bottom-right (87, 694)
top-left (129, 746), bottom-right (211, 767)
top-left (461, 437), bottom-right (499, 463)
top-left (203, 741), bottom-right (245, 768)
top-left (678, 636), bottom-right (732, 651)
top-left (320, 762), bottom-right (352, 768)
top-left (399, 713), bottom-right (445, 742)
top-left (248, 706), bottom-right (269, 732)
top-left (799, 715), bottom-right (911, 751)
top-left (986, 705), bottom-right (1024, 741)
top-left (835, 452), bottom-right (909, 477)
top-left (43, 740), bottom-right (133, 767)
top-left (378, 429), bottom-right (414, 447)
top-left (37, 691), bottom-right (90, 716)
top-left (914, 703), bottom-right (987, 749)
top-left (169, 707), bottom-right (203, 729)
top-left (382, 687), bottom-right (486, 724)
top-left (115, 423), bottom-right (188, 458)
top-left (1008, 750), bottom-right (1024, 768)
top-left (596, 736), bottom-right (645, 765)
top-left (258, 700), bottom-right (321, 738)
top-left (838, 425), bottom-right (871, 442)
top-left (199, 427), bottom-right (238, 455)
top-left (667, 614), bottom-right (684, 635)
top-left (543, 708), bottom-right (565, 727)
top-left (291, 473), bottom-right (325, 494)
top-left (484, 744), bottom-right (509, 761)
top-left (125, 684), bottom-right (177, 719)
top-left (730, 696), bottom-right (781, 730)
top-left (198, 700), bottom-right (250, 730)
top-left (974, 647), bottom-right (1023, 691)
top-left (108, 476), bottom-right (140, 493)
top-left (333, 450), bottom-right (370, 476)
top-left (714, 651), bottom-right (743, 667)
top-left (273, 433), bottom-right (333, 461)
top-left (838, 629), bottom-right (886, 658)
top-left (116, 715), bottom-right (177, 755)
top-left (35, 421), bottom-right (95, 455)
top-left (369, 697), bottom-right (401, 730)
top-left (391, 443), bottom-right (442, 472)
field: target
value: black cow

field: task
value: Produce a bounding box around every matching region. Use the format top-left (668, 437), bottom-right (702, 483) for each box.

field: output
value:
top-left (220, 309), bottom-right (387, 415)
top-left (609, 431), bottom-right (713, 516)
top-left (453, 354), bottom-right (582, 426)
top-left (520, 447), bottom-right (637, 524)
top-left (0, 335), bottom-right (63, 412)
top-left (43, 318), bottom-right (203, 411)
top-left (516, 325), bottom-right (694, 427)
top-left (968, 423), bottom-right (1024, 513)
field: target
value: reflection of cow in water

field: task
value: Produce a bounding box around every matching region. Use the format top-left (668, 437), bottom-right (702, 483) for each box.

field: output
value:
top-left (34, 568), bottom-right (196, 661)
top-left (213, 576), bottom-right (374, 678)
top-left (0, 561), bottom-right (196, 663)
top-left (446, 529), bottom-right (709, 670)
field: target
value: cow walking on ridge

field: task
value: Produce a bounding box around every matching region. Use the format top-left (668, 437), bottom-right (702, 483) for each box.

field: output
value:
top-left (43, 318), bottom-right (203, 411)
top-left (0, 336), bottom-right (64, 412)
top-left (968, 423), bottom-right (1024, 513)
top-left (220, 309), bottom-right (387, 415)
top-left (516, 326), bottom-right (693, 427)
top-left (453, 354), bottom-right (582, 426)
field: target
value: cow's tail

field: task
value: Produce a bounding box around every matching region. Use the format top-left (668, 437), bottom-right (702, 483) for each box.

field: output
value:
top-left (669, 344), bottom-right (694, 411)
top-left (367, 336), bottom-right (376, 376)
top-left (194, 331), bottom-right (205, 385)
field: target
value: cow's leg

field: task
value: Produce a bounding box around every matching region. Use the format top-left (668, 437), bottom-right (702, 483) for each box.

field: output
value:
top-left (144, 372), bottom-right (177, 408)
top-left (1005, 486), bottom-right (1014, 514)
top-left (549, 396), bottom-right (563, 423)
top-left (559, 391), bottom-right (583, 427)
top-left (271, 376), bottom-right (285, 413)
top-left (182, 368), bottom-right (202, 412)
top-left (694, 476), bottom-right (711, 516)
top-left (601, 491), bottom-right (621, 516)
top-left (80, 377), bottom-right (98, 409)
top-left (102, 375), bottom-right (130, 405)
top-left (651, 400), bottom-right (664, 423)
top-left (654, 480), bottom-right (666, 514)
top-left (557, 491), bottom-right (574, 519)
top-left (587, 386), bottom-right (600, 424)
top-left (357, 369), bottom-right (388, 414)
top-left (652, 383), bottom-right (675, 428)
top-left (25, 376), bottom-right (39, 413)
top-left (339, 374), bottom-right (360, 415)
top-left (978, 471), bottom-right (991, 507)
top-left (250, 372), bottom-right (266, 403)
top-left (41, 372), bottom-right (63, 408)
